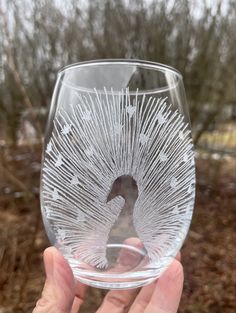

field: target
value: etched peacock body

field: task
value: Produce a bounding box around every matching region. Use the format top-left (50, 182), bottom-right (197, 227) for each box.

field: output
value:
top-left (42, 89), bottom-right (195, 268)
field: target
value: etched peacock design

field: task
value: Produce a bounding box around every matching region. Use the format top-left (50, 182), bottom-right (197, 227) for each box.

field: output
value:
top-left (41, 89), bottom-right (195, 268)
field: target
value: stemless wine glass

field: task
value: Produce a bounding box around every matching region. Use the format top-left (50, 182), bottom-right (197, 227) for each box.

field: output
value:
top-left (40, 59), bottom-right (195, 289)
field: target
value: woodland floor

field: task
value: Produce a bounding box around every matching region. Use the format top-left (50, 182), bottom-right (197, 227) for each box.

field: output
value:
top-left (0, 146), bottom-right (235, 313)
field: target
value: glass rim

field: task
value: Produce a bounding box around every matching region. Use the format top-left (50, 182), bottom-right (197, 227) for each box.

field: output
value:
top-left (57, 59), bottom-right (183, 95)
top-left (58, 58), bottom-right (182, 78)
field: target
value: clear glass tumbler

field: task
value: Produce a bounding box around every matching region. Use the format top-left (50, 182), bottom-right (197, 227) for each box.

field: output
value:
top-left (40, 59), bottom-right (195, 289)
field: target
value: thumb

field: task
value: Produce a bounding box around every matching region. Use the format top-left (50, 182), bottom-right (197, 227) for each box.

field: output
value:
top-left (33, 247), bottom-right (75, 313)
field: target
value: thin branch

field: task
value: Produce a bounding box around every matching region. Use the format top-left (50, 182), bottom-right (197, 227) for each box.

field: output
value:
top-left (0, 7), bottom-right (43, 142)
top-left (0, 159), bottom-right (30, 193)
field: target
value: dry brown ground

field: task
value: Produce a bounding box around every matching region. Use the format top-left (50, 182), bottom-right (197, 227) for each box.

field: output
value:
top-left (0, 146), bottom-right (235, 313)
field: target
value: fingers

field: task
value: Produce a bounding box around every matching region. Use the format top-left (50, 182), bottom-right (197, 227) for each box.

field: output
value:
top-left (96, 288), bottom-right (139, 313)
top-left (71, 281), bottom-right (88, 313)
top-left (129, 252), bottom-right (181, 313)
top-left (128, 252), bottom-right (181, 313)
top-left (71, 296), bottom-right (85, 313)
top-left (33, 247), bottom-right (75, 313)
top-left (144, 258), bottom-right (184, 313)
top-left (175, 251), bottom-right (181, 262)
top-left (117, 237), bottom-right (145, 269)
top-left (96, 238), bottom-right (143, 313)
top-left (96, 237), bottom-right (182, 313)
top-left (128, 281), bottom-right (156, 313)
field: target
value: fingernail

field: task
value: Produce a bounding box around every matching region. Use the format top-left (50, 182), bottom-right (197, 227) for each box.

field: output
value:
top-left (119, 250), bottom-right (143, 267)
top-left (44, 248), bottom-right (54, 281)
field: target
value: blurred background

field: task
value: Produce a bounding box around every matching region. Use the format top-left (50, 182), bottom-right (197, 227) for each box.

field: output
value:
top-left (0, 0), bottom-right (235, 312)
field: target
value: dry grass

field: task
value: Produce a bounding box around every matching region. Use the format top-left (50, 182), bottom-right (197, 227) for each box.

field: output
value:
top-left (0, 146), bottom-right (235, 312)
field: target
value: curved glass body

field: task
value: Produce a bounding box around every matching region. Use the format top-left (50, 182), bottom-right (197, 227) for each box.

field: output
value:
top-left (40, 60), bottom-right (195, 289)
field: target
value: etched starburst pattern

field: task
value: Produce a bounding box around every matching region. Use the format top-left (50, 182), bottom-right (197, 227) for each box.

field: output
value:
top-left (41, 89), bottom-right (195, 268)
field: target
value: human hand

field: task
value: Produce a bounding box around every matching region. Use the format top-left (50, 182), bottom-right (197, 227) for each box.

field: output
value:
top-left (33, 247), bottom-right (183, 313)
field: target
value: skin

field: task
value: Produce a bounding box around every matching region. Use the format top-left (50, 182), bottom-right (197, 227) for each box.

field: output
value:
top-left (33, 247), bottom-right (183, 313)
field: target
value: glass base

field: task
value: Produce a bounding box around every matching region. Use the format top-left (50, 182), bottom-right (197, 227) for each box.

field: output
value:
top-left (76, 275), bottom-right (156, 289)
top-left (70, 244), bottom-right (162, 289)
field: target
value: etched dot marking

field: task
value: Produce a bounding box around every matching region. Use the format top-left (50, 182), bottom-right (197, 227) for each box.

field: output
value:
top-left (61, 124), bottom-right (72, 135)
top-left (55, 154), bottom-right (63, 167)
top-left (126, 105), bottom-right (136, 117)
top-left (139, 133), bottom-right (149, 145)
top-left (46, 141), bottom-right (52, 154)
